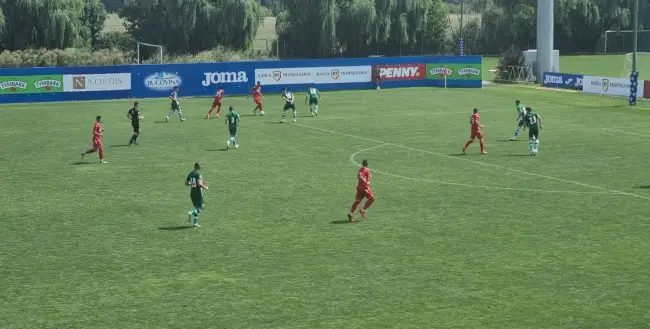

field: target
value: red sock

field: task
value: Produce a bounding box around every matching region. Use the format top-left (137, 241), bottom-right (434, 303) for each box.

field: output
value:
top-left (464, 140), bottom-right (473, 149)
top-left (362, 199), bottom-right (374, 210)
top-left (350, 201), bottom-right (361, 213)
top-left (479, 140), bottom-right (485, 152)
top-left (86, 148), bottom-right (97, 154)
top-left (99, 148), bottom-right (104, 159)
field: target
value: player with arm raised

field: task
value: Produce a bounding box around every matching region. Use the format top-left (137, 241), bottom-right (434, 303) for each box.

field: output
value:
top-left (225, 106), bottom-right (240, 149)
top-left (462, 108), bottom-right (487, 155)
top-left (185, 162), bottom-right (208, 228)
top-left (509, 100), bottom-right (526, 140)
top-left (165, 86), bottom-right (185, 122)
top-left (206, 87), bottom-right (225, 119)
top-left (127, 102), bottom-right (143, 145)
top-left (524, 107), bottom-right (543, 155)
top-left (81, 116), bottom-right (107, 163)
top-left (281, 87), bottom-right (296, 123)
top-left (348, 159), bottom-right (375, 222)
top-left (251, 81), bottom-right (265, 116)
top-left (305, 85), bottom-right (321, 116)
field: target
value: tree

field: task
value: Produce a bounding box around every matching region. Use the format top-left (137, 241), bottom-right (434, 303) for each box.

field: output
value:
top-left (121, 0), bottom-right (262, 54)
top-left (1, 0), bottom-right (92, 50)
top-left (101, 0), bottom-right (123, 12)
top-left (84, 0), bottom-right (108, 48)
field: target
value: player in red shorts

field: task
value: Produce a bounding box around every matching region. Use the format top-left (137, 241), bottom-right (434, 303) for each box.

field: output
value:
top-left (348, 159), bottom-right (375, 222)
top-left (251, 81), bottom-right (265, 115)
top-left (462, 108), bottom-right (487, 155)
top-left (81, 115), bottom-right (107, 163)
top-left (206, 87), bottom-right (225, 119)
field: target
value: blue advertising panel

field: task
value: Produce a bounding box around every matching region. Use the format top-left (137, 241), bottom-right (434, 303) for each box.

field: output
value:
top-left (0, 56), bottom-right (482, 104)
top-left (131, 62), bottom-right (254, 99)
top-left (542, 72), bottom-right (583, 90)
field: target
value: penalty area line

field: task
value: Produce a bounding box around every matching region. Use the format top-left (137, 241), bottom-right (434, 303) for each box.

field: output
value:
top-left (349, 144), bottom-right (614, 195)
top-left (296, 123), bottom-right (650, 201)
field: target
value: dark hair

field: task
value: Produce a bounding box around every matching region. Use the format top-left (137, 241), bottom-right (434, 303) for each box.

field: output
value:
top-left (473, 108), bottom-right (478, 113)
top-left (362, 159), bottom-right (369, 166)
top-left (134, 101), bottom-right (139, 106)
top-left (229, 106), bottom-right (234, 111)
top-left (194, 162), bottom-right (201, 170)
top-left (96, 115), bottom-right (101, 121)
top-left (515, 100), bottom-right (520, 103)
top-left (525, 106), bottom-right (532, 112)
top-left (174, 86), bottom-right (179, 89)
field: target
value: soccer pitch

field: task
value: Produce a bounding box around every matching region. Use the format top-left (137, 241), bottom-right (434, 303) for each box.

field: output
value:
top-left (2, 86), bottom-right (650, 328)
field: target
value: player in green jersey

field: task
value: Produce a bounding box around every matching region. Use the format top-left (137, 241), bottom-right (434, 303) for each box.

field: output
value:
top-left (509, 100), bottom-right (526, 140)
top-left (185, 162), bottom-right (208, 227)
top-left (281, 87), bottom-right (296, 123)
top-left (305, 85), bottom-right (321, 116)
top-left (225, 106), bottom-right (240, 149)
top-left (523, 107), bottom-right (543, 155)
top-left (166, 86), bottom-right (185, 122)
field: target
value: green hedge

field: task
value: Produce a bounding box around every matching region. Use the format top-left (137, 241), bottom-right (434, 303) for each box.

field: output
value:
top-left (0, 48), bottom-right (128, 68)
top-left (0, 46), bottom-right (274, 68)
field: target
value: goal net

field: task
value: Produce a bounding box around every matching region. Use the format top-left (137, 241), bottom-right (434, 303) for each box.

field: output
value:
top-left (621, 52), bottom-right (650, 79)
top-left (596, 30), bottom-right (650, 54)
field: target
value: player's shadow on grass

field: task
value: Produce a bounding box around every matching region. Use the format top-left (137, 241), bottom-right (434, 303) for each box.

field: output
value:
top-left (206, 148), bottom-right (228, 152)
top-left (263, 121), bottom-right (285, 124)
top-left (109, 144), bottom-right (130, 148)
top-left (634, 185), bottom-right (650, 189)
top-left (504, 154), bottom-right (532, 157)
top-left (330, 220), bottom-right (362, 224)
top-left (153, 121), bottom-right (168, 124)
top-left (158, 226), bottom-right (194, 230)
top-left (71, 161), bottom-right (93, 165)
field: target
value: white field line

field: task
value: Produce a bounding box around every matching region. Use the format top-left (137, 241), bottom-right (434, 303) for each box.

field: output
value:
top-left (601, 128), bottom-right (650, 138)
top-left (297, 123), bottom-right (650, 200)
top-left (349, 144), bottom-right (614, 195)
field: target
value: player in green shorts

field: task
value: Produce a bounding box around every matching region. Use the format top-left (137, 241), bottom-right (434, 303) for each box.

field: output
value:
top-left (305, 85), bottom-right (321, 116)
top-left (166, 86), bottom-right (185, 122)
top-left (225, 106), bottom-right (240, 149)
top-left (185, 162), bottom-right (208, 227)
top-left (281, 87), bottom-right (296, 123)
top-left (509, 100), bottom-right (526, 140)
top-left (523, 107), bottom-right (543, 156)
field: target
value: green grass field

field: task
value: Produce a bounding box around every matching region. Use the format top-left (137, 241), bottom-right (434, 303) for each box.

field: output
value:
top-left (2, 87), bottom-right (650, 328)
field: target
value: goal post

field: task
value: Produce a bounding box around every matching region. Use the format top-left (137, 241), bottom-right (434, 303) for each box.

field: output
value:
top-left (597, 30), bottom-right (650, 54)
top-left (136, 42), bottom-right (163, 64)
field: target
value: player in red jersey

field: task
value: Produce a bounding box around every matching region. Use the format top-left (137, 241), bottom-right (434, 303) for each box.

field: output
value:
top-left (462, 108), bottom-right (487, 155)
top-left (81, 116), bottom-right (107, 163)
top-left (348, 159), bottom-right (375, 222)
top-left (251, 81), bottom-right (265, 115)
top-left (206, 87), bottom-right (225, 119)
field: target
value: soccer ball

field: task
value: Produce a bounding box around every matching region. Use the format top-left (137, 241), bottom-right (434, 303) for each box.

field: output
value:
top-left (260, 111), bottom-right (265, 116)
top-left (139, 116), bottom-right (144, 119)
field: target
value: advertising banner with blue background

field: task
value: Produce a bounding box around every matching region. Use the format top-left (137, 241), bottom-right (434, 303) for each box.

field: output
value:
top-left (0, 55), bottom-right (482, 104)
top-left (542, 72), bottom-right (583, 90)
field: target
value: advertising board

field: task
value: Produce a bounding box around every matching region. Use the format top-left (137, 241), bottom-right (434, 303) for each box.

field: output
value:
top-left (583, 76), bottom-right (644, 97)
top-left (254, 66), bottom-right (372, 85)
top-left (63, 73), bottom-right (131, 92)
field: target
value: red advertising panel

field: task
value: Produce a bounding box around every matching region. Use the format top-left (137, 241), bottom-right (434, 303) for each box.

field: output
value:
top-left (644, 80), bottom-right (650, 99)
top-left (374, 64), bottom-right (425, 81)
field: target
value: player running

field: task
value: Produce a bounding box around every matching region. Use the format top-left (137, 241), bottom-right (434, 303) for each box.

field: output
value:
top-left (251, 81), bottom-right (265, 115)
top-left (165, 86), bottom-right (185, 122)
top-left (127, 101), bottom-right (143, 145)
top-left (305, 85), bottom-right (321, 116)
top-left (281, 87), bottom-right (296, 123)
top-left (225, 106), bottom-right (240, 149)
top-left (462, 108), bottom-right (487, 155)
top-left (81, 115), bottom-right (107, 163)
top-left (348, 159), bottom-right (375, 222)
top-left (206, 87), bottom-right (225, 119)
top-left (185, 162), bottom-right (208, 228)
top-left (509, 100), bottom-right (526, 140)
top-left (524, 107), bottom-right (543, 155)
